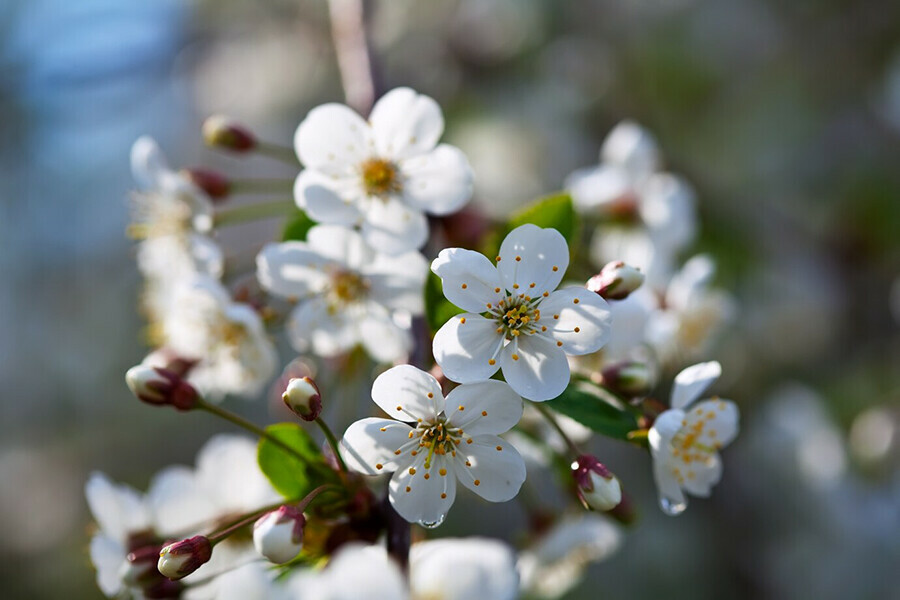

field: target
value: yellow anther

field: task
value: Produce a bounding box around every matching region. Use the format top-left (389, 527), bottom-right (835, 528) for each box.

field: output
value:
top-left (574, 327), bottom-right (580, 333)
top-left (515, 256), bottom-right (522, 262)
top-left (573, 298), bottom-right (580, 304)
top-left (488, 359), bottom-right (496, 365)
top-left (376, 463), bottom-right (383, 470)
top-left (511, 354), bottom-right (519, 361)
top-left (473, 479), bottom-right (481, 486)
top-left (481, 410), bottom-right (487, 416)
top-left (552, 266), bottom-right (558, 272)
top-left (495, 445), bottom-right (502, 451)
top-left (439, 468), bottom-right (447, 476)
top-left (409, 468), bottom-right (416, 475)
top-left (461, 283), bottom-right (468, 289)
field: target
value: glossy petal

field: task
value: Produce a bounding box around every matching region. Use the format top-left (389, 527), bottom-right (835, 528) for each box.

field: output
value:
top-left (410, 539), bottom-right (519, 600)
top-left (432, 314), bottom-right (504, 384)
top-left (679, 453), bottom-right (722, 497)
top-left (89, 534), bottom-right (125, 596)
top-left (341, 417), bottom-right (416, 475)
top-left (684, 399), bottom-right (740, 449)
top-left (500, 333), bottom-right (570, 401)
top-left (85, 472), bottom-right (150, 542)
top-left (388, 453), bottom-right (457, 526)
top-left (361, 197), bottom-right (429, 255)
top-left (365, 251), bottom-right (428, 314)
top-left (670, 361), bottom-right (721, 410)
top-left (452, 434), bottom-right (525, 502)
top-left (640, 173), bottom-right (697, 252)
top-left (541, 287), bottom-right (612, 355)
top-left (431, 248), bottom-right (504, 313)
top-left (445, 381), bottom-right (523, 436)
top-left (369, 87), bottom-right (444, 160)
top-left (305, 224), bottom-right (373, 271)
top-left (371, 364), bottom-right (445, 422)
top-left (359, 307), bottom-right (413, 363)
top-left (294, 103), bottom-right (374, 173)
top-left (130, 135), bottom-right (169, 189)
top-left (147, 466), bottom-right (217, 536)
top-left (601, 120), bottom-right (660, 180)
top-left (287, 298), bottom-right (358, 357)
top-left (195, 435), bottom-right (279, 514)
top-left (294, 170), bottom-right (364, 227)
top-left (400, 144), bottom-right (473, 215)
top-left (256, 242), bottom-right (331, 299)
top-left (566, 164), bottom-right (634, 213)
top-left (652, 458), bottom-right (687, 514)
top-left (497, 224), bottom-right (569, 296)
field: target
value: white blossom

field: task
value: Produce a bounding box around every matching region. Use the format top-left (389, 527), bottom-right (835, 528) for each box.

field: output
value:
top-left (431, 224), bottom-right (612, 401)
top-left (293, 87), bottom-right (473, 255)
top-left (162, 276), bottom-right (278, 400)
top-left (341, 365), bottom-right (525, 527)
top-left (649, 361), bottom-right (739, 515)
top-left (257, 225), bottom-right (426, 363)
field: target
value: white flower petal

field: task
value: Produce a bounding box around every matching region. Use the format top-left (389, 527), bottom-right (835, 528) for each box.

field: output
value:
top-left (371, 364), bottom-right (445, 422)
top-left (287, 298), bottom-right (359, 357)
top-left (665, 254), bottom-right (716, 310)
top-left (652, 459), bottom-right (688, 514)
top-left (432, 314), bottom-right (504, 384)
top-left (679, 453), bottom-right (722, 497)
top-left (130, 135), bottom-right (170, 189)
top-left (452, 434), bottom-right (525, 502)
top-left (445, 381), bottom-right (523, 436)
top-left (684, 399), bottom-right (740, 449)
top-left (365, 251), bottom-right (428, 314)
top-left (306, 225), bottom-right (372, 271)
top-left (294, 170), bottom-right (364, 227)
top-left (400, 144), bottom-right (473, 215)
top-left (85, 472), bottom-right (150, 542)
top-left (566, 164), bottom-right (634, 213)
top-left (670, 361), bottom-right (721, 410)
top-left (341, 417), bottom-right (416, 475)
top-left (188, 234), bottom-right (224, 278)
top-left (369, 87), bottom-right (444, 160)
top-left (497, 224), bottom-right (569, 296)
top-left (294, 103), bottom-right (373, 172)
top-left (89, 534), bottom-right (126, 597)
top-left (147, 466), bottom-right (217, 536)
top-left (256, 242), bottom-right (331, 299)
top-left (501, 334), bottom-right (570, 402)
top-left (196, 435), bottom-right (279, 514)
top-left (648, 409), bottom-right (686, 453)
top-left (361, 197), bottom-right (429, 255)
top-left (640, 173), bottom-right (697, 252)
top-left (296, 544), bottom-right (407, 600)
top-left (410, 538), bottom-right (519, 600)
top-left (541, 287), bottom-right (612, 355)
top-left (359, 307), bottom-right (413, 363)
top-left (431, 248), bottom-right (504, 313)
top-left (601, 120), bottom-right (660, 179)
top-left (388, 453), bottom-right (457, 526)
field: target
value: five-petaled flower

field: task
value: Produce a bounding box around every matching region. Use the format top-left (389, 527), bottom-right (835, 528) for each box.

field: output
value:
top-left (341, 365), bottom-right (526, 527)
top-left (257, 225), bottom-right (427, 363)
top-left (293, 87), bottom-right (474, 255)
top-left (431, 224), bottom-right (613, 401)
top-left (648, 361), bottom-right (739, 515)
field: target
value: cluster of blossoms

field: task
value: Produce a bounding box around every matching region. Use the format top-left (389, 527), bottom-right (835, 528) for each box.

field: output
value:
top-left (89, 84), bottom-right (741, 599)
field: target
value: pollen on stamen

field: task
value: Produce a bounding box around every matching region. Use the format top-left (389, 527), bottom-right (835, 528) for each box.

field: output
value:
top-left (552, 266), bottom-right (559, 272)
top-left (461, 283), bottom-right (468, 289)
top-left (488, 359), bottom-right (496, 365)
top-left (486, 303), bottom-right (492, 309)
top-left (511, 354), bottom-right (519, 361)
top-left (573, 298), bottom-right (580, 304)
top-left (466, 438), bottom-right (473, 444)
top-left (494, 287), bottom-right (501, 293)
top-left (460, 317), bottom-right (466, 324)
top-left (406, 486), bottom-right (412, 493)
top-left (495, 446), bottom-right (502, 451)
top-left (495, 256), bottom-right (502, 262)
top-left (556, 341), bottom-right (563, 347)
top-left (396, 405), bottom-right (402, 411)
top-left (441, 493), bottom-right (447, 498)
top-left (376, 463), bottom-right (383, 470)
top-left (574, 327), bottom-right (580, 333)
top-left (409, 468), bottom-right (416, 475)
top-left (529, 282), bottom-right (536, 288)
top-left (394, 450), bottom-right (402, 455)
top-left (424, 473), bottom-right (430, 480)
top-left (458, 405), bottom-right (465, 411)
top-left (513, 284), bottom-right (519, 289)
top-left (465, 460), bottom-right (471, 467)
top-left (481, 410), bottom-right (488, 416)
top-left (380, 427), bottom-right (387, 432)
top-left (515, 256), bottom-right (521, 262)
top-left (474, 479), bottom-right (481, 486)
top-left (408, 431), bottom-right (415, 439)
top-left (411, 450), bottom-right (418, 456)
top-left (541, 326), bottom-right (547, 331)
top-left (439, 468), bottom-right (447, 476)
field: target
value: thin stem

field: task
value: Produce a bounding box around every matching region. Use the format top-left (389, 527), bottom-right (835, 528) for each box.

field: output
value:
top-left (213, 199), bottom-right (297, 227)
top-left (315, 417), bottom-right (348, 473)
top-left (327, 0), bottom-right (376, 114)
top-left (534, 403), bottom-right (582, 457)
top-left (229, 178), bottom-right (295, 195)
top-left (198, 400), bottom-right (307, 463)
top-left (255, 141), bottom-right (301, 166)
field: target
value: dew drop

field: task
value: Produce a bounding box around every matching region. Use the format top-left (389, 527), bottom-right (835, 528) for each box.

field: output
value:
top-left (419, 514), bottom-right (446, 529)
top-left (660, 497), bottom-right (687, 516)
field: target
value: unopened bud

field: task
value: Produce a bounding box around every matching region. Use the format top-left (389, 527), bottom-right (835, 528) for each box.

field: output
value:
top-left (283, 377), bottom-right (322, 421)
top-left (157, 536), bottom-right (212, 580)
top-left (126, 365), bottom-right (199, 411)
top-left (586, 261), bottom-right (644, 300)
top-left (202, 115), bottom-right (256, 152)
top-left (573, 455), bottom-right (622, 511)
top-left (253, 505), bottom-right (306, 564)
top-left (601, 361), bottom-right (653, 397)
top-left (180, 168), bottom-right (231, 199)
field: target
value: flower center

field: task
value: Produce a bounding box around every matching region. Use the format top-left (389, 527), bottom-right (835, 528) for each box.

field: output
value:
top-left (416, 419), bottom-right (462, 469)
top-left (328, 270), bottom-right (369, 305)
top-left (360, 158), bottom-right (402, 197)
top-left (488, 294), bottom-right (542, 340)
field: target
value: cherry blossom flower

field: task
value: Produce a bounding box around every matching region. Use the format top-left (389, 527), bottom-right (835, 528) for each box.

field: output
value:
top-left (649, 361), bottom-right (740, 515)
top-left (161, 276), bottom-right (278, 400)
top-left (341, 365), bottom-right (525, 527)
top-left (431, 224), bottom-right (612, 401)
top-left (257, 225), bottom-right (427, 363)
top-left (293, 87), bottom-right (473, 255)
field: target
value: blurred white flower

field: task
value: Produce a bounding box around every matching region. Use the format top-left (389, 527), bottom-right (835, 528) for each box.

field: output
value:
top-left (649, 361), bottom-right (739, 515)
top-left (293, 87), bottom-right (473, 255)
top-left (162, 276), bottom-right (278, 400)
top-left (341, 365), bottom-right (525, 527)
top-left (432, 224), bottom-right (612, 401)
top-left (257, 225), bottom-right (426, 363)
top-left (517, 514), bottom-right (622, 599)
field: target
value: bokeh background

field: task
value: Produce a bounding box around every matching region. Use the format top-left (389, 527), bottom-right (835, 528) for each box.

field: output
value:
top-left (2, 0), bottom-right (899, 598)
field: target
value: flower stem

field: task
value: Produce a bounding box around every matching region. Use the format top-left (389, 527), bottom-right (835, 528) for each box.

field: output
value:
top-left (197, 399), bottom-right (307, 463)
top-left (315, 417), bottom-right (348, 473)
top-left (534, 403), bottom-right (582, 457)
top-left (327, 0), bottom-right (376, 114)
top-left (213, 199), bottom-right (298, 227)
top-left (254, 141), bottom-right (301, 166)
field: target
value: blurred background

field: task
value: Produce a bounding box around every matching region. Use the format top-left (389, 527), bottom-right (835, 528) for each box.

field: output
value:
top-left (1, 0), bottom-right (899, 597)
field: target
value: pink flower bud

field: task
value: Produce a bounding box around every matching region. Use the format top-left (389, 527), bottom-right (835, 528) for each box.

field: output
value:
top-left (572, 455), bottom-right (622, 511)
top-left (125, 365), bottom-right (199, 411)
top-left (586, 261), bottom-right (644, 300)
top-left (180, 168), bottom-right (231, 199)
top-left (157, 536), bottom-right (212, 580)
top-left (601, 361), bottom-right (654, 397)
top-left (253, 505), bottom-right (306, 564)
top-left (201, 115), bottom-right (256, 152)
top-left (282, 377), bottom-right (322, 421)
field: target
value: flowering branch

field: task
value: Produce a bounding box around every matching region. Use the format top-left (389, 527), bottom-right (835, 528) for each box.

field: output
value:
top-left (327, 0), bottom-right (376, 114)
top-left (197, 400), bottom-right (310, 464)
top-left (534, 403), bottom-right (582, 457)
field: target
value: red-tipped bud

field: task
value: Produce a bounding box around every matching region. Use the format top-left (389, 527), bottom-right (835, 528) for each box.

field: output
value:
top-left (180, 168), bottom-right (231, 199)
top-left (253, 505), bottom-right (306, 564)
top-left (282, 377), bottom-right (322, 421)
top-left (572, 455), bottom-right (622, 512)
top-left (125, 365), bottom-right (199, 411)
top-left (601, 361), bottom-right (654, 398)
top-left (586, 261), bottom-right (645, 301)
top-left (202, 115), bottom-right (256, 152)
top-left (157, 536), bottom-right (212, 580)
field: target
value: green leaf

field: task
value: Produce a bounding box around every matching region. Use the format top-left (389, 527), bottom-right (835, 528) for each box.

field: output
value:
top-left (282, 210), bottom-right (316, 241)
top-left (482, 193), bottom-right (579, 259)
top-left (546, 381), bottom-right (639, 441)
top-left (424, 271), bottom-right (465, 335)
top-left (257, 423), bottom-right (338, 499)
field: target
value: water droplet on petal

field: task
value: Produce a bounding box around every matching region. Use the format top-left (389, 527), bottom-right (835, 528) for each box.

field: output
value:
top-left (419, 514), bottom-right (446, 529)
top-left (660, 497), bottom-right (687, 516)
